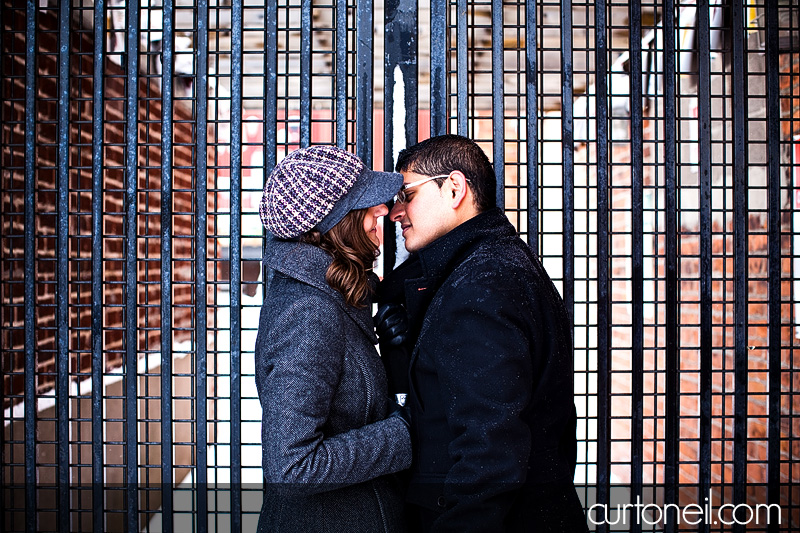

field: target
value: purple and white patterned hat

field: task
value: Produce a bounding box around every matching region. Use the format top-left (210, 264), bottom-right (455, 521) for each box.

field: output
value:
top-left (259, 145), bottom-right (403, 239)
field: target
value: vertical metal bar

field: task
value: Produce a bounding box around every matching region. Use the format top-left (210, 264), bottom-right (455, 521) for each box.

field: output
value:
top-left (662, 2), bottom-right (679, 531)
top-left (456, 0), bottom-right (467, 136)
top-left (336, 0), bottom-right (347, 149)
top-left (430, 0), bottom-right (446, 136)
top-left (300, 0), bottom-right (311, 148)
top-left (593, 2), bottom-right (610, 530)
top-left (696, 2), bottom-right (712, 530)
top-left (0, 0), bottom-right (5, 517)
top-left (91, 0), bottom-right (106, 530)
top-left (730, 1), bottom-right (747, 530)
top-left (525, 0), bottom-right (537, 247)
top-left (492, 0), bottom-right (504, 208)
top-left (628, 1), bottom-right (644, 526)
top-left (402, 0), bottom-right (418, 148)
top-left (265, 0), bottom-right (277, 175)
top-left (263, 0), bottom-right (278, 290)
top-left (764, 2), bottom-right (782, 531)
top-left (196, 0), bottom-right (210, 529)
top-left (229, 0), bottom-right (244, 528)
top-left (124, 0), bottom-right (141, 528)
top-left (383, 0), bottom-right (399, 268)
top-left (383, 0), bottom-right (418, 267)
top-left (24, 1), bottom-right (36, 531)
top-left (56, 0), bottom-right (71, 529)
top-left (356, 0), bottom-right (373, 163)
top-left (160, 0), bottom-right (175, 530)
top-left (560, 0), bottom-right (574, 320)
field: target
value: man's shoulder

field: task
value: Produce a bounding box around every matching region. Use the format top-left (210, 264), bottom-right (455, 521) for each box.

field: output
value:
top-left (457, 234), bottom-right (537, 278)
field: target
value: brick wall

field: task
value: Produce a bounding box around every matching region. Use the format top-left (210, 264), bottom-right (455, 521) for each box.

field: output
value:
top-left (1, 5), bottom-right (208, 404)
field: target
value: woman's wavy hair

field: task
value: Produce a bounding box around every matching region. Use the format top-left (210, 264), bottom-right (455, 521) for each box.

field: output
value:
top-left (300, 208), bottom-right (379, 308)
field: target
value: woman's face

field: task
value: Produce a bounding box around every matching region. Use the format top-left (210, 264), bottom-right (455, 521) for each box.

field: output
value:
top-left (363, 204), bottom-right (389, 246)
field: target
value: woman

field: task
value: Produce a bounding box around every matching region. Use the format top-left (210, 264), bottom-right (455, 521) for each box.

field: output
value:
top-left (255, 145), bottom-right (411, 532)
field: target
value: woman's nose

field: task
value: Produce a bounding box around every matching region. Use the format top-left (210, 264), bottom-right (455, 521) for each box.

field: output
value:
top-left (373, 203), bottom-right (389, 217)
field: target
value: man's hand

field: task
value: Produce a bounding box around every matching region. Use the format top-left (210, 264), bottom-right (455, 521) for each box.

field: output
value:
top-left (374, 303), bottom-right (412, 396)
top-left (374, 303), bottom-right (409, 346)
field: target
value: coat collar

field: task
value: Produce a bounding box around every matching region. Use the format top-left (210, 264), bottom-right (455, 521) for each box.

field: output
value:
top-left (414, 207), bottom-right (515, 285)
top-left (390, 208), bottom-right (515, 338)
top-left (266, 239), bottom-right (378, 343)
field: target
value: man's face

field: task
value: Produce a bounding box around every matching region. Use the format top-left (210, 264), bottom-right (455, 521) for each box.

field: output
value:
top-left (389, 171), bottom-right (455, 253)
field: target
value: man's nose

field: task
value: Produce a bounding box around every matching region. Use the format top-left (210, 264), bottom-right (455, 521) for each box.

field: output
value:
top-left (389, 201), bottom-right (404, 222)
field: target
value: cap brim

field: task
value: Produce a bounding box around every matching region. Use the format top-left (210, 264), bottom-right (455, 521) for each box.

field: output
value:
top-left (350, 170), bottom-right (404, 210)
top-left (316, 169), bottom-right (403, 233)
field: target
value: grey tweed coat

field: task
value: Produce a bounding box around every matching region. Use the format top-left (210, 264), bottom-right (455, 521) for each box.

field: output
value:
top-left (255, 239), bottom-right (412, 533)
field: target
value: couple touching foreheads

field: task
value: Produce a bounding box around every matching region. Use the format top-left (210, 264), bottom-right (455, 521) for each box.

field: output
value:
top-left (255, 135), bottom-right (588, 532)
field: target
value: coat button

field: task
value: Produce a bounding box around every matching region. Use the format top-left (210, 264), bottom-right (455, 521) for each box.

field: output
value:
top-left (437, 496), bottom-right (447, 508)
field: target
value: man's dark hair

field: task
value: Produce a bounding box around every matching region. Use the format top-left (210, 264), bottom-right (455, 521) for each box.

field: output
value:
top-left (395, 134), bottom-right (496, 212)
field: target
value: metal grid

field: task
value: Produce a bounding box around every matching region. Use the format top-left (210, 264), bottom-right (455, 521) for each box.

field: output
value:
top-left (1, 0), bottom-right (798, 531)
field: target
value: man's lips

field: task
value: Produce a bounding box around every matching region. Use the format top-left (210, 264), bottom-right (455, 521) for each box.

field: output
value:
top-left (401, 224), bottom-right (410, 235)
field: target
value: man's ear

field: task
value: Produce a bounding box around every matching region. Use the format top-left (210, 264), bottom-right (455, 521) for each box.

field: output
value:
top-left (448, 171), bottom-right (469, 208)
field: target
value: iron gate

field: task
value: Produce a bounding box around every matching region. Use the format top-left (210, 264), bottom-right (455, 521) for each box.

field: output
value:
top-left (1, 0), bottom-right (799, 531)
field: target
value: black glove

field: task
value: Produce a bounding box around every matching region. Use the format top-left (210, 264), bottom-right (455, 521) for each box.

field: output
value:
top-left (374, 303), bottom-right (411, 396)
top-left (388, 400), bottom-right (411, 429)
top-left (374, 303), bottom-right (409, 347)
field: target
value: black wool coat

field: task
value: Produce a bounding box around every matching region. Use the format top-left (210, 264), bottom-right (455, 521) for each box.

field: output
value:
top-left (255, 239), bottom-right (411, 533)
top-left (378, 208), bottom-right (588, 533)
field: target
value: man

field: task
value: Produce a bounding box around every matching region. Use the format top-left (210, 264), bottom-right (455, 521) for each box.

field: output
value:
top-left (375, 135), bottom-right (588, 532)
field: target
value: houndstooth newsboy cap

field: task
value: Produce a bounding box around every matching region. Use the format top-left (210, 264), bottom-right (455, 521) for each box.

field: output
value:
top-left (259, 145), bottom-right (403, 239)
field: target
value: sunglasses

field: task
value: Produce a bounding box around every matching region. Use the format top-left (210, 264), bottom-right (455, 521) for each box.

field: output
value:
top-left (393, 174), bottom-right (451, 204)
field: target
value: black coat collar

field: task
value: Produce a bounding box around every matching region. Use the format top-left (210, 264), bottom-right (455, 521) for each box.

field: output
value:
top-left (414, 207), bottom-right (514, 283)
top-left (385, 208), bottom-right (516, 336)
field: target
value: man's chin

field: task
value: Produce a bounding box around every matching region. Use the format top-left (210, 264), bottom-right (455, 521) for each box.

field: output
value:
top-left (403, 240), bottom-right (420, 253)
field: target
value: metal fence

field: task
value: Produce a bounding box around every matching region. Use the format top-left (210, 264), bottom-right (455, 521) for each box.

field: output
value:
top-left (1, 0), bottom-right (799, 531)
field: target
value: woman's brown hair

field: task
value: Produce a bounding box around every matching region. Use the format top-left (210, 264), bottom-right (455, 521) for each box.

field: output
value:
top-left (300, 208), bottom-right (379, 308)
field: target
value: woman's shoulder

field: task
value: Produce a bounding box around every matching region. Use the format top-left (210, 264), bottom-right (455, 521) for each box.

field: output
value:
top-left (269, 271), bottom-right (343, 316)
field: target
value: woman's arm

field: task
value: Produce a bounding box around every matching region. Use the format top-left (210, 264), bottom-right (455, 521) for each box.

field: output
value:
top-left (257, 292), bottom-right (411, 495)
